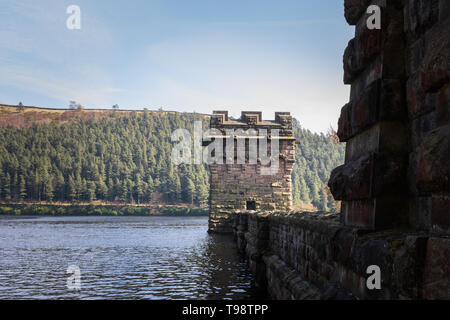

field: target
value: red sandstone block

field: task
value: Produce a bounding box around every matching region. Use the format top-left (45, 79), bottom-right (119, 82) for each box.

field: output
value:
top-left (410, 112), bottom-right (437, 152)
top-left (431, 194), bottom-right (450, 233)
top-left (379, 79), bottom-right (406, 120)
top-left (342, 195), bottom-right (408, 230)
top-left (342, 199), bottom-right (375, 228)
top-left (409, 196), bottom-right (432, 230)
top-left (344, 122), bottom-right (407, 163)
top-left (407, 38), bottom-right (425, 77)
top-left (329, 152), bottom-right (406, 202)
top-left (344, 30), bottom-right (382, 85)
top-left (351, 82), bottom-right (379, 134)
top-left (344, 0), bottom-right (369, 25)
top-left (420, 21), bottom-right (450, 93)
top-left (416, 124), bottom-right (450, 193)
top-left (436, 84), bottom-right (450, 127)
top-left (339, 79), bottom-right (406, 141)
top-left (349, 55), bottom-right (383, 102)
top-left (354, 25), bottom-right (383, 70)
top-left (338, 103), bottom-right (356, 142)
top-left (423, 237), bottom-right (450, 299)
top-left (344, 39), bottom-right (357, 85)
top-left (344, 2), bottom-right (405, 85)
top-left (441, 1), bottom-right (450, 21)
top-left (404, 0), bottom-right (440, 38)
top-left (328, 156), bottom-right (372, 201)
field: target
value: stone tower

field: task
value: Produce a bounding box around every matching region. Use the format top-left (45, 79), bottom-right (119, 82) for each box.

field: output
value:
top-left (207, 111), bottom-right (296, 233)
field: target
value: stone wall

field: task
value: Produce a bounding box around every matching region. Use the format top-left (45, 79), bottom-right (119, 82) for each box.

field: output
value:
top-left (208, 111), bottom-right (296, 233)
top-left (232, 210), bottom-right (448, 300)
top-left (222, 0), bottom-right (449, 300)
top-left (330, 0), bottom-right (449, 233)
top-left (324, 0), bottom-right (450, 299)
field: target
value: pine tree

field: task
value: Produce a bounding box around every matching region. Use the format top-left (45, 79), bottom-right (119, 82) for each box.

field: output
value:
top-left (68, 175), bottom-right (78, 201)
top-left (319, 187), bottom-right (329, 212)
top-left (120, 179), bottom-right (129, 202)
top-left (183, 178), bottom-right (195, 204)
top-left (43, 174), bottom-right (54, 202)
top-left (19, 175), bottom-right (27, 201)
top-left (55, 171), bottom-right (65, 200)
top-left (12, 172), bottom-right (18, 200)
top-left (97, 179), bottom-right (108, 201)
top-left (4, 172), bottom-right (11, 201)
top-left (87, 181), bottom-right (96, 202)
top-left (135, 174), bottom-right (143, 204)
top-left (299, 178), bottom-right (311, 203)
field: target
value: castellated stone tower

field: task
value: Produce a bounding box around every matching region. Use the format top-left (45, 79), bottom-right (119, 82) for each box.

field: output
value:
top-left (207, 111), bottom-right (296, 233)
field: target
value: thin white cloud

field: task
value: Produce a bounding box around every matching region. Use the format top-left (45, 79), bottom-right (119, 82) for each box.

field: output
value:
top-left (0, 0), bottom-right (121, 108)
top-left (0, 63), bottom-right (123, 108)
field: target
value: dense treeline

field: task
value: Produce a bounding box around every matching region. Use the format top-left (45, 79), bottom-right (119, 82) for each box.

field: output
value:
top-left (291, 119), bottom-right (345, 212)
top-left (0, 110), bottom-right (344, 211)
top-left (0, 111), bottom-right (209, 205)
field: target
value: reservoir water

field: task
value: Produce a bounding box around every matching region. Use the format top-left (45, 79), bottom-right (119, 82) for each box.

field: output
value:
top-left (0, 216), bottom-right (259, 299)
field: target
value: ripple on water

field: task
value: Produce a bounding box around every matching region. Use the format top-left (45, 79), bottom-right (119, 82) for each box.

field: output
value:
top-left (0, 216), bottom-right (261, 300)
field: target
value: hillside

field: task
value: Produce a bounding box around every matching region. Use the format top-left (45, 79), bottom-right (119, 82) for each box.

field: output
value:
top-left (0, 104), bottom-right (344, 211)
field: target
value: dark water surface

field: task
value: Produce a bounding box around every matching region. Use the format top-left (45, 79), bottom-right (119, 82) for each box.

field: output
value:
top-left (0, 216), bottom-right (259, 299)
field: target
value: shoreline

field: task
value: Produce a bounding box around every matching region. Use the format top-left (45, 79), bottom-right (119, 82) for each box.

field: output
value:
top-left (0, 203), bottom-right (209, 217)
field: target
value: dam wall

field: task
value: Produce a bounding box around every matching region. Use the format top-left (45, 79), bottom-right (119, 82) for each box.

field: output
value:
top-left (232, 211), bottom-right (437, 299)
top-left (219, 0), bottom-right (449, 300)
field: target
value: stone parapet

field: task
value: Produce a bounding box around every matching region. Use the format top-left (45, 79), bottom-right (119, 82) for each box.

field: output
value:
top-left (232, 211), bottom-right (449, 300)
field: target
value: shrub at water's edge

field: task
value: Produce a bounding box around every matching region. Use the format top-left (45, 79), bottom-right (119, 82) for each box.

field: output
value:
top-left (0, 204), bottom-right (208, 217)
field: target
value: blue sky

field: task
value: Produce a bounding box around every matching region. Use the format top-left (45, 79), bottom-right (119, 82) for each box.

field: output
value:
top-left (0, 0), bottom-right (354, 132)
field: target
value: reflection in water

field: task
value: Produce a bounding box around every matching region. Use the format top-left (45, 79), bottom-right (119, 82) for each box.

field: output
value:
top-left (0, 216), bottom-right (262, 300)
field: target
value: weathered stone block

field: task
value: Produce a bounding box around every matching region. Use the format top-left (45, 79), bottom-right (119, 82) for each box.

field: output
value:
top-left (416, 124), bottom-right (450, 193)
top-left (344, 1), bottom-right (405, 85)
top-left (329, 152), bottom-right (406, 201)
top-left (440, 0), bottom-right (450, 21)
top-left (409, 196), bottom-right (432, 230)
top-left (407, 72), bottom-right (436, 120)
top-left (346, 122), bottom-right (409, 163)
top-left (404, 0), bottom-right (440, 37)
top-left (328, 156), bottom-right (373, 201)
top-left (341, 195), bottom-right (408, 230)
top-left (339, 79), bottom-right (406, 141)
top-left (410, 111), bottom-right (437, 150)
top-left (349, 55), bottom-right (384, 102)
top-left (344, 0), bottom-right (370, 25)
top-left (420, 20), bottom-right (450, 92)
top-left (423, 237), bottom-right (450, 299)
top-left (341, 199), bottom-right (375, 228)
top-left (436, 84), bottom-right (450, 126)
top-left (430, 194), bottom-right (450, 233)
top-left (407, 37), bottom-right (425, 77)
top-left (337, 103), bottom-right (352, 141)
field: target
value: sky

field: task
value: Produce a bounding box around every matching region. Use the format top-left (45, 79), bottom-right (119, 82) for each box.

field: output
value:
top-left (0, 0), bottom-right (354, 133)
